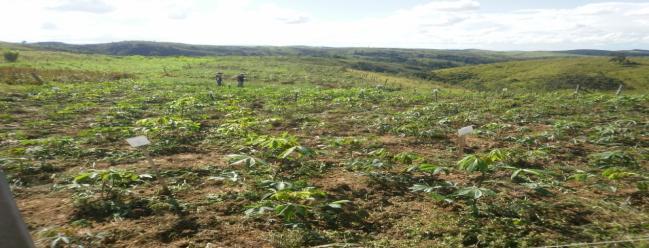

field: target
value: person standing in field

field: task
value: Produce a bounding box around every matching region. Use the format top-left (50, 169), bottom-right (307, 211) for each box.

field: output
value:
top-left (215, 72), bottom-right (223, 86)
top-left (236, 73), bottom-right (246, 87)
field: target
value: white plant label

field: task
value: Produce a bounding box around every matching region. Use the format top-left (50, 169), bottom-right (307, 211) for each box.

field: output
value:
top-left (126, 136), bottom-right (151, 147)
top-left (458, 126), bottom-right (474, 137)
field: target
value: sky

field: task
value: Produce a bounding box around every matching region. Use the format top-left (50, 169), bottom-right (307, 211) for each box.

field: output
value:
top-left (1, 0), bottom-right (649, 50)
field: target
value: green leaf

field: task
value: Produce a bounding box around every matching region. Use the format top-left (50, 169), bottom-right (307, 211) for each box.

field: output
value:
top-left (457, 155), bottom-right (487, 172)
top-left (510, 168), bottom-right (544, 180)
top-left (409, 184), bottom-right (434, 193)
top-left (511, 169), bottom-right (522, 180)
top-left (487, 149), bottom-right (510, 163)
top-left (419, 164), bottom-right (444, 174)
top-left (226, 154), bottom-right (266, 167)
top-left (245, 206), bottom-right (273, 217)
top-left (327, 200), bottom-right (351, 209)
top-left (602, 168), bottom-right (636, 180)
top-left (73, 173), bottom-right (92, 183)
top-left (456, 186), bottom-right (495, 200)
top-left (429, 192), bottom-right (448, 202)
top-left (280, 146), bottom-right (297, 159)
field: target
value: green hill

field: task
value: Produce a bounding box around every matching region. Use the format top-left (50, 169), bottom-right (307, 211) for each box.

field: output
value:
top-left (22, 41), bottom-right (580, 74)
top-left (2, 41), bottom-right (584, 83)
top-left (4, 41), bottom-right (648, 93)
top-left (428, 57), bottom-right (649, 92)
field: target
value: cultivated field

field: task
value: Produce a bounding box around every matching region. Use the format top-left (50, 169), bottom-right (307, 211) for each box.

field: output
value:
top-left (1, 46), bottom-right (648, 247)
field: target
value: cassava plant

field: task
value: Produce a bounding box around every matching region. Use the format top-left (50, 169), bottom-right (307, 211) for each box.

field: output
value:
top-left (457, 149), bottom-right (510, 185)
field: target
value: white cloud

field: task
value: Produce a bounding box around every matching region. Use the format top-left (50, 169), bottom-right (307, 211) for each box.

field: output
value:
top-left (403, 0), bottom-right (480, 13)
top-left (625, 7), bottom-right (649, 16)
top-left (0, 0), bottom-right (648, 50)
top-left (277, 16), bottom-right (309, 24)
top-left (168, 10), bottom-right (189, 20)
top-left (49, 0), bottom-right (114, 14)
top-left (41, 22), bottom-right (57, 30)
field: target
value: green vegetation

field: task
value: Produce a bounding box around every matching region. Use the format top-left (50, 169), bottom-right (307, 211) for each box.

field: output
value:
top-left (0, 42), bottom-right (647, 247)
top-left (3, 50), bottom-right (19, 62)
top-left (429, 57), bottom-right (649, 91)
top-left (27, 41), bottom-right (587, 78)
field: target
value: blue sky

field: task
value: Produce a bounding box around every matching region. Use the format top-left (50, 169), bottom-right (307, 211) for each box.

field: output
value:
top-left (1, 0), bottom-right (649, 50)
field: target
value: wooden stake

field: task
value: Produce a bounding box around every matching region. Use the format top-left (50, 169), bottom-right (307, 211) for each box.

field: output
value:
top-left (126, 136), bottom-right (170, 195)
top-left (30, 72), bottom-right (44, 84)
top-left (457, 135), bottom-right (466, 156)
top-left (142, 149), bottom-right (170, 195)
top-left (616, 84), bottom-right (623, 96)
top-left (457, 126), bottom-right (473, 156)
top-left (433, 89), bottom-right (439, 102)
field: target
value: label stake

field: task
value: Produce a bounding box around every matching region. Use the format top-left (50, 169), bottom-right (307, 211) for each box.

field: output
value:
top-left (457, 126), bottom-right (474, 156)
top-left (126, 136), bottom-right (170, 195)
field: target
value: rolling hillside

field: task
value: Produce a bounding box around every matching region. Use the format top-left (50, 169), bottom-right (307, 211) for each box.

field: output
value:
top-left (3, 41), bottom-right (649, 93)
top-left (428, 57), bottom-right (649, 92)
top-left (22, 41), bottom-right (581, 75)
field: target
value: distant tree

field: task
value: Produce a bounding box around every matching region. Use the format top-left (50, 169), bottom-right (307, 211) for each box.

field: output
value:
top-left (3, 51), bottom-right (19, 62)
top-left (609, 52), bottom-right (636, 66)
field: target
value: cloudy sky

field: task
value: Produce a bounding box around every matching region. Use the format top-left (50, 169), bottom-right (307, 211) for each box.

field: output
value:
top-left (1, 0), bottom-right (649, 50)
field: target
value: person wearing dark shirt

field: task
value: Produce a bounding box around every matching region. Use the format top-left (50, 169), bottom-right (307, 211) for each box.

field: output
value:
top-left (236, 73), bottom-right (246, 87)
top-left (215, 72), bottom-right (223, 86)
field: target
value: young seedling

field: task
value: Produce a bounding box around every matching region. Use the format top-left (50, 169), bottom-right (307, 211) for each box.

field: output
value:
top-left (126, 136), bottom-right (170, 195)
top-left (455, 186), bottom-right (495, 217)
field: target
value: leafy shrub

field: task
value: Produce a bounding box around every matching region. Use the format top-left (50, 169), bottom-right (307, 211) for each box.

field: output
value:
top-left (590, 121), bottom-right (637, 145)
top-left (70, 169), bottom-right (153, 220)
top-left (407, 163), bottom-right (449, 176)
top-left (166, 96), bottom-right (206, 117)
top-left (245, 184), bottom-right (360, 227)
top-left (0, 158), bottom-right (60, 185)
top-left (409, 180), bottom-right (457, 201)
top-left (3, 50), bottom-right (19, 62)
top-left (552, 120), bottom-right (585, 138)
top-left (135, 116), bottom-right (201, 154)
top-left (601, 168), bottom-right (637, 180)
top-left (393, 151), bottom-right (420, 165)
top-left (457, 149), bottom-right (510, 175)
top-left (247, 133), bottom-right (314, 160)
top-left (589, 151), bottom-right (637, 168)
top-left (21, 137), bottom-right (83, 159)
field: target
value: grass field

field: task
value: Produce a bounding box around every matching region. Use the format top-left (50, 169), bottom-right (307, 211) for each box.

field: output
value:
top-left (1, 45), bottom-right (648, 247)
